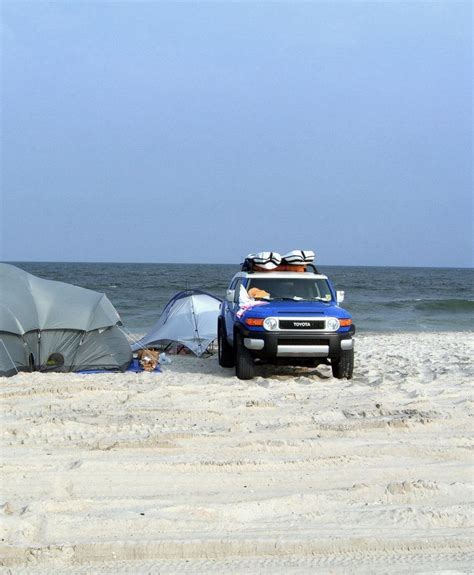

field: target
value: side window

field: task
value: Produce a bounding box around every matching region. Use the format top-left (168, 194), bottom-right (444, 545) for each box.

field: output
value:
top-left (233, 279), bottom-right (241, 303)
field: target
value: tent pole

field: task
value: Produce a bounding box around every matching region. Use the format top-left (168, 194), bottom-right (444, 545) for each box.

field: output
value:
top-left (37, 330), bottom-right (41, 371)
top-left (189, 295), bottom-right (203, 356)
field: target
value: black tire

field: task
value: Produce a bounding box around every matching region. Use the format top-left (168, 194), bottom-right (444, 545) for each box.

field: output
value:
top-left (235, 332), bottom-right (255, 380)
top-left (218, 320), bottom-right (234, 368)
top-left (331, 348), bottom-right (354, 379)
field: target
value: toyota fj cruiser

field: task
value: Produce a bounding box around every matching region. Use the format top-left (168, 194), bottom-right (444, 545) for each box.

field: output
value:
top-left (218, 258), bottom-right (355, 380)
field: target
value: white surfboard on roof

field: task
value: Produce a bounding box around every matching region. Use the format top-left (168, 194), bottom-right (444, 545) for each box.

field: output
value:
top-left (246, 250), bottom-right (315, 270)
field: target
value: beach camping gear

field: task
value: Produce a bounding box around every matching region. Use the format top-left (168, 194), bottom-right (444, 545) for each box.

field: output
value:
top-left (243, 250), bottom-right (317, 273)
top-left (132, 290), bottom-right (222, 357)
top-left (281, 250), bottom-right (315, 264)
top-left (246, 252), bottom-right (282, 270)
top-left (0, 263), bottom-right (132, 376)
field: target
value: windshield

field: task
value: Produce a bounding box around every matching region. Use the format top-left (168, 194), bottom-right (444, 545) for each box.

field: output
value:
top-left (246, 278), bottom-right (333, 301)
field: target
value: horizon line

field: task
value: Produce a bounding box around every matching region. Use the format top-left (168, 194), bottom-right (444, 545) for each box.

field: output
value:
top-left (3, 259), bottom-right (473, 271)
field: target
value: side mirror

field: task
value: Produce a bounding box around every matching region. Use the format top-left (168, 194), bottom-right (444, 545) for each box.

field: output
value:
top-left (226, 289), bottom-right (235, 303)
top-left (336, 290), bottom-right (345, 304)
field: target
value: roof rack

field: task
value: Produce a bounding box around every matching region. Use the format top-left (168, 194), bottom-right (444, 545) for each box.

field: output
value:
top-left (240, 259), bottom-right (320, 274)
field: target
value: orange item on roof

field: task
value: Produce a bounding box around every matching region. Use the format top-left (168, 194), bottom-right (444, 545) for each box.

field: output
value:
top-left (275, 264), bottom-right (307, 272)
top-left (253, 263), bottom-right (307, 273)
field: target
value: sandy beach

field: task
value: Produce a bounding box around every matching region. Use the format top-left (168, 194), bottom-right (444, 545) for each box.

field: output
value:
top-left (1, 332), bottom-right (473, 573)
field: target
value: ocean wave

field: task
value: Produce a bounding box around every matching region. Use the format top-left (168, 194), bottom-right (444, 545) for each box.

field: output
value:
top-left (378, 298), bottom-right (474, 313)
top-left (414, 299), bottom-right (474, 313)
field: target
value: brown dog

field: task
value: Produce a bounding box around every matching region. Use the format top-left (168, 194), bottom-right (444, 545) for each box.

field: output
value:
top-left (137, 349), bottom-right (160, 371)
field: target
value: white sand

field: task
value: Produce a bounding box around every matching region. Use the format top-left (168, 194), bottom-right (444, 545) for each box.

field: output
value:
top-left (1, 333), bottom-right (473, 574)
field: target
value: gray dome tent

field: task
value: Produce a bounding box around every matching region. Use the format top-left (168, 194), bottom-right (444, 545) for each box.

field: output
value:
top-left (132, 290), bottom-right (222, 357)
top-left (0, 264), bottom-right (132, 376)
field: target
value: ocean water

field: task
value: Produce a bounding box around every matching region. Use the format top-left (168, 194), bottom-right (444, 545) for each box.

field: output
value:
top-left (8, 262), bottom-right (474, 333)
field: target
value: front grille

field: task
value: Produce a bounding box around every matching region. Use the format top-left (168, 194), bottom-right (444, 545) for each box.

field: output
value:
top-left (279, 320), bottom-right (325, 330)
top-left (278, 338), bottom-right (330, 346)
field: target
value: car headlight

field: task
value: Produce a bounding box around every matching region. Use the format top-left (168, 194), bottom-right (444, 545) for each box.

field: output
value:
top-left (263, 317), bottom-right (278, 331)
top-left (326, 317), bottom-right (340, 331)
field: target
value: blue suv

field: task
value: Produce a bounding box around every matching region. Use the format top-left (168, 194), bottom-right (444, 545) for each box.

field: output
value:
top-left (218, 263), bottom-right (355, 380)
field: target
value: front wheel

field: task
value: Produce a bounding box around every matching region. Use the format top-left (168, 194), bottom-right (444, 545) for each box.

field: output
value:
top-left (235, 333), bottom-right (255, 380)
top-left (218, 321), bottom-right (234, 368)
top-left (331, 348), bottom-right (354, 379)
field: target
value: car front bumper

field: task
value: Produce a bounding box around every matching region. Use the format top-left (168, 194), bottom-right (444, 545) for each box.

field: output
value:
top-left (238, 325), bottom-right (355, 360)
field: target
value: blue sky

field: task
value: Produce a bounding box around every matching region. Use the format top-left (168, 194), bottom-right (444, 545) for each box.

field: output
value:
top-left (1, 1), bottom-right (472, 266)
